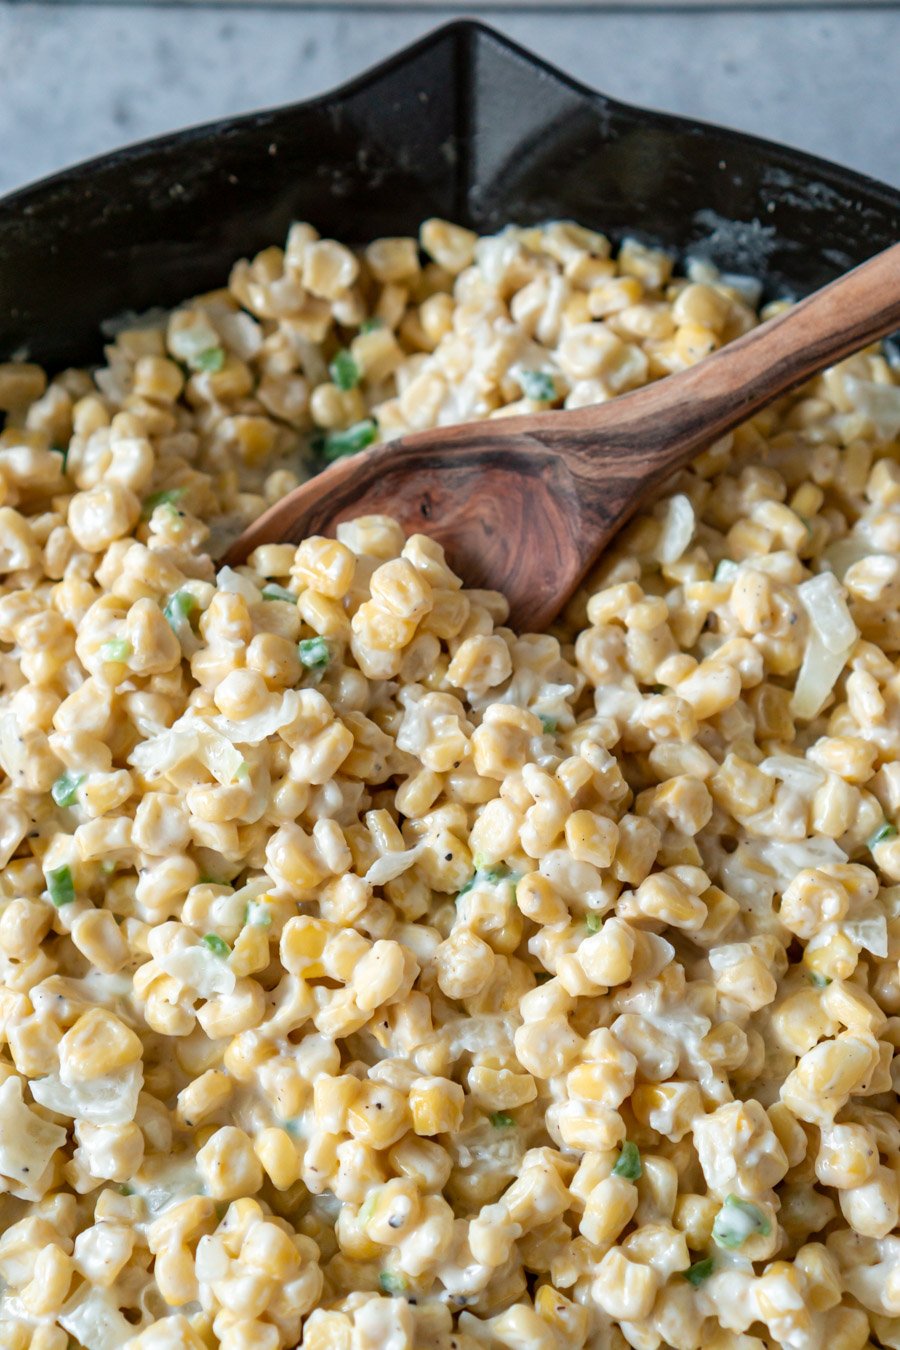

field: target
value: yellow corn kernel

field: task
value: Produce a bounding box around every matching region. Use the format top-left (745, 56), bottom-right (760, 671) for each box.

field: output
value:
top-left (365, 236), bottom-right (419, 284)
top-left (58, 1008), bottom-right (142, 1081)
top-left (176, 1070), bottom-right (233, 1128)
top-left (467, 1063), bottom-right (537, 1111)
top-left (772, 990), bottom-right (838, 1056)
top-left (196, 1126), bottom-right (263, 1201)
top-left (409, 1077), bottom-right (465, 1136)
top-left (577, 917), bottom-right (635, 987)
top-left (254, 1127), bottom-right (302, 1190)
top-left (714, 953), bottom-right (778, 1011)
top-left (634, 871), bottom-right (707, 930)
top-left (351, 600), bottom-right (417, 652)
top-left (20, 1244), bottom-right (72, 1316)
top-left (818, 1130), bottom-right (879, 1194)
top-left (69, 908), bottom-right (129, 974)
top-left (673, 1193), bottom-right (719, 1249)
top-left (369, 557), bottom-right (433, 621)
top-left (565, 810), bottom-right (619, 869)
top-left (534, 1283), bottom-right (589, 1342)
top-left (446, 635), bottom-right (512, 695)
top-left (240, 1218), bottom-right (302, 1279)
top-left (229, 924), bottom-right (271, 979)
top-left (618, 240), bottom-right (673, 288)
top-left (566, 1059), bottom-right (629, 1108)
top-left (516, 872), bottom-right (568, 926)
top-left (755, 1260), bottom-right (813, 1341)
top-left (153, 1242), bottom-right (198, 1307)
top-left (580, 1177), bottom-right (636, 1247)
top-left (302, 239), bottom-right (359, 298)
top-left (591, 1246), bottom-right (660, 1321)
top-left (803, 931), bottom-right (859, 983)
top-left (632, 1081), bottom-right (703, 1142)
top-left (612, 814), bottom-right (660, 886)
top-left (8, 1015), bottom-right (61, 1078)
top-left (313, 1075), bottom-right (360, 1133)
top-left (268, 829), bottom-right (329, 898)
top-left (420, 219), bottom-right (477, 274)
top-left (793, 1242), bottom-right (843, 1312)
top-left (350, 327), bottom-right (403, 383)
top-left (147, 1196), bottom-right (216, 1252)
top-left (347, 1081), bottom-right (410, 1150)
top-left (293, 536), bottom-right (356, 599)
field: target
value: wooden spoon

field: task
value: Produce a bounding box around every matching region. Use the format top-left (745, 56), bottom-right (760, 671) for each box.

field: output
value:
top-left (225, 242), bottom-right (900, 630)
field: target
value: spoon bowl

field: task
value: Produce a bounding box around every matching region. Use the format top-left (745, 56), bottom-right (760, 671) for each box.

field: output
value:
top-left (226, 242), bottom-right (900, 630)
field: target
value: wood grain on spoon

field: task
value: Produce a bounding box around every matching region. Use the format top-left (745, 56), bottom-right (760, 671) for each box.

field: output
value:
top-left (226, 242), bottom-right (900, 631)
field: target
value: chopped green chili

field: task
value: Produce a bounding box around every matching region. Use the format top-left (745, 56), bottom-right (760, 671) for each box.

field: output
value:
top-left (261, 583), bottom-right (297, 604)
top-left (519, 370), bottom-right (557, 403)
top-left (329, 349), bottom-right (360, 391)
top-left (612, 1141), bottom-right (642, 1181)
top-left (141, 488), bottom-right (185, 519)
top-left (163, 589), bottom-right (198, 631)
top-left (712, 1195), bottom-right (770, 1249)
top-left (101, 638), bottom-right (133, 663)
top-left (315, 419), bottom-right (377, 462)
top-left (46, 865), bottom-right (75, 908)
top-left (245, 900), bottom-right (272, 929)
top-left (298, 637), bottom-right (330, 669)
top-left (683, 1257), bottom-right (714, 1286)
top-left (868, 821), bottom-right (898, 849)
top-left (202, 934), bottom-right (230, 958)
top-left (379, 1271), bottom-right (408, 1295)
top-left (192, 346), bottom-right (226, 373)
top-left (51, 772), bottom-right (85, 808)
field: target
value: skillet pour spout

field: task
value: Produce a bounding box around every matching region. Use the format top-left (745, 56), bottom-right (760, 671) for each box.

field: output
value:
top-left (0, 21), bottom-right (898, 374)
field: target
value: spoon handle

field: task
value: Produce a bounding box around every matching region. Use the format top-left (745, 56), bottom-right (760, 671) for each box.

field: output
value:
top-left (556, 239), bottom-right (900, 470)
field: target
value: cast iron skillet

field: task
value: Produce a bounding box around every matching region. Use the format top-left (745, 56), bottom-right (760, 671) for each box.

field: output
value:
top-left (1, 21), bottom-right (898, 370)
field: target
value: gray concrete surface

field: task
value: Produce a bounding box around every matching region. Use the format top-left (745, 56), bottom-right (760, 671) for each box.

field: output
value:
top-left (0, 5), bottom-right (898, 198)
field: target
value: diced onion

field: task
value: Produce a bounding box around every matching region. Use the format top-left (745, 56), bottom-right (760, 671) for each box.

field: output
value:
top-left (844, 375), bottom-right (900, 441)
top-left (129, 727), bottom-right (198, 781)
top-left (0, 1075), bottom-right (67, 1183)
top-left (365, 846), bottom-right (422, 886)
top-left (211, 690), bottom-right (305, 746)
top-left (195, 728), bottom-right (245, 786)
top-left (749, 836), bottom-right (847, 889)
top-left (217, 565), bottom-right (262, 603)
top-left (842, 910), bottom-right (889, 958)
top-left (59, 1289), bottom-right (138, 1350)
top-left (31, 1062), bottom-right (143, 1127)
top-left (797, 573), bottom-right (857, 653)
top-left (758, 756), bottom-right (826, 789)
top-left (822, 538), bottom-right (874, 579)
top-left (155, 942), bottom-right (236, 999)
top-left (791, 572), bottom-right (858, 719)
top-left (231, 876), bottom-right (272, 908)
top-left (655, 493), bottom-right (695, 564)
top-left (791, 629), bottom-right (852, 721)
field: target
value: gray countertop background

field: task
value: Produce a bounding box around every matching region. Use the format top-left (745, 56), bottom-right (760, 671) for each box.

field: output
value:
top-left (1, 4), bottom-right (899, 198)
